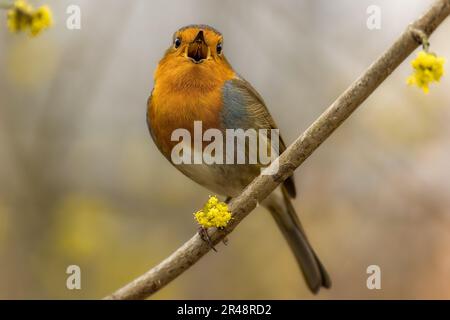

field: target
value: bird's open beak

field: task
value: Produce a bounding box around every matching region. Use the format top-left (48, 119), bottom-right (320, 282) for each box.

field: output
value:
top-left (186, 30), bottom-right (209, 63)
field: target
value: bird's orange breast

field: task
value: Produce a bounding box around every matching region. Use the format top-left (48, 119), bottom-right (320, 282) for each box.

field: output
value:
top-left (148, 55), bottom-right (236, 157)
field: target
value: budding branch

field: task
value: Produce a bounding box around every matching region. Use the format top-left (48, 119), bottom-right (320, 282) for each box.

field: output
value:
top-left (105, 0), bottom-right (450, 300)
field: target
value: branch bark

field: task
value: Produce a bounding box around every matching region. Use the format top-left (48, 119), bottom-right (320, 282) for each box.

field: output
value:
top-left (105, 0), bottom-right (450, 300)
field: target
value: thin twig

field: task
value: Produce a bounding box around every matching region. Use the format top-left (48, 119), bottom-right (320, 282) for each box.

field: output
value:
top-left (105, 0), bottom-right (450, 300)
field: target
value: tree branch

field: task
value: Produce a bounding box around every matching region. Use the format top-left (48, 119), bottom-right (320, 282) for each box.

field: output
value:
top-left (105, 0), bottom-right (450, 300)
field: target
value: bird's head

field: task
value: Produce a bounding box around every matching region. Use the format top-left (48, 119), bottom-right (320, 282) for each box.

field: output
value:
top-left (155, 25), bottom-right (234, 90)
top-left (168, 24), bottom-right (224, 64)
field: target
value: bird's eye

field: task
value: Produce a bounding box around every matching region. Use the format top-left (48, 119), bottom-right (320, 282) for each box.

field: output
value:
top-left (174, 37), bottom-right (181, 49)
top-left (216, 42), bottom-right (223, 54)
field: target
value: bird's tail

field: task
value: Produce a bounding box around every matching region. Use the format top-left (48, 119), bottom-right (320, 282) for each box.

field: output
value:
top-left (262, 188), bottom-right (331, 294)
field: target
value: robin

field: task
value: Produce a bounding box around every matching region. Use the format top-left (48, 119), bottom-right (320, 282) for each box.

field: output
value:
top-left (147, 24), bottom-right (331, 293)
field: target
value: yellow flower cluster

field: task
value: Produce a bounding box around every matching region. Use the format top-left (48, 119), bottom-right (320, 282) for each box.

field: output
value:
top-left (6, 0), bottom-right (53, 37)
top-left (194, 196), bottom-right (232, 229)
top-left (407, 51), bottom-right (445, 94)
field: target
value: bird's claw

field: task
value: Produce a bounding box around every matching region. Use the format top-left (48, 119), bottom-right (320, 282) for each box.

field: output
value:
top-left (198, 227), bottom-right (217, 252)
top-left (222, 236), bottom-right (229, 246)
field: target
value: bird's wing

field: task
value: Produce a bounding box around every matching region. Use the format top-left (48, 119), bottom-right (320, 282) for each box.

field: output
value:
top-left (221, 77), bottom-right (297, 198)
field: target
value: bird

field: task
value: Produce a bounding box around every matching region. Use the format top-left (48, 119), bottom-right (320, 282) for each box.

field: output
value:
top-left (146, 24), bottom-right (331, 293)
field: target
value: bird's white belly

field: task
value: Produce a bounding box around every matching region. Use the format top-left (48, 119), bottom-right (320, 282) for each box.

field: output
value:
top-left (170, 132), bottom-right (261, 197)
top-left (176, 162), bottom-right (256, 197)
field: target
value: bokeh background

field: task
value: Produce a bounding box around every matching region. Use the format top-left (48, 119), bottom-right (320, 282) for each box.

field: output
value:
top-left (0, 0), bottom-right (449, 299)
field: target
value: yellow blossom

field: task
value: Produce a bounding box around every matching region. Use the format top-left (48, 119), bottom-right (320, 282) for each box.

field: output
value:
top-left (6, 0), bottom-right (53, 37)
top-left (30, 5), bottom-right (52, 36)
top-left (6, 0), bottom-right (33, 32)
top-left (407, 51), bottom-right (445, 94)
top-left (194, 196), bottom-right (232, 229)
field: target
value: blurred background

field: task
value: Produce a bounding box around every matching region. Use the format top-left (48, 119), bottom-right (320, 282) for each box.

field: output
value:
top-left (0, 0), bottom-right (449, 299)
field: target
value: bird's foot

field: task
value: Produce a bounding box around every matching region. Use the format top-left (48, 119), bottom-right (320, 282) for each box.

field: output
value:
top-left (198, 227), bottom-right (217, 252)
top-left (222, 236), bottom-right (229, 246)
